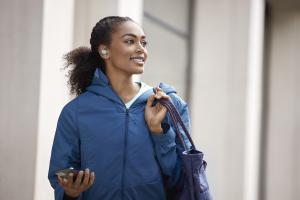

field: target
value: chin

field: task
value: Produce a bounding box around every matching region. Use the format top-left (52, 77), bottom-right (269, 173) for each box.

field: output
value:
top-left (133, 67), bottom-right (144, 74)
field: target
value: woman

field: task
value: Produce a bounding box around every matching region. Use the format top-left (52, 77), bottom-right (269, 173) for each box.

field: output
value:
top-left (48, 16), bottom-right (191, 200)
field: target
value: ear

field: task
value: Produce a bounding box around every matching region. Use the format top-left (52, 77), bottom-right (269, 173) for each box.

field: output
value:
top-left (98, 45), bottom-right (110, 59)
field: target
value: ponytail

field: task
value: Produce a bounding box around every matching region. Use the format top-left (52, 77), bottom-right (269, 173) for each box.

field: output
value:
top-left (63, 46), bottom-right (104, 96)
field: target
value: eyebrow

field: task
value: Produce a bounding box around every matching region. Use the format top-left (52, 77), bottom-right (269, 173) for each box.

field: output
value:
top-left (121, 33), bottom-right (146, 39)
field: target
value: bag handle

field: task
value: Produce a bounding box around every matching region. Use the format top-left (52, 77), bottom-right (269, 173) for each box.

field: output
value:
top-left (159, 98), bottom-right (196, 151)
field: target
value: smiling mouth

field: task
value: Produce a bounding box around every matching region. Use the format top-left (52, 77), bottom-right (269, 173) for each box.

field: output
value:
top-left (130, 56), bottom-right (145, 65)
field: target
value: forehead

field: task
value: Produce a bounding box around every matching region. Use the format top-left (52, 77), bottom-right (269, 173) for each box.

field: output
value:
top-left (113, 21), bottom-right (145, 38)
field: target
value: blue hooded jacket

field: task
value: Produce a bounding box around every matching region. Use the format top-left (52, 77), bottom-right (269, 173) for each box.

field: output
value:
top-left (48, 69), bottom-right (192, 200)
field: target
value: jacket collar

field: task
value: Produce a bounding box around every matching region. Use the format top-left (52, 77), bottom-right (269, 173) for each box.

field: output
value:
top-left (86, 68), bottom-right (177, 107)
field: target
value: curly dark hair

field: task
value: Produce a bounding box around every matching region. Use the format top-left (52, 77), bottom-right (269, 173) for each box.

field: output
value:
top-left (64, 16), bottom-right (133, 96)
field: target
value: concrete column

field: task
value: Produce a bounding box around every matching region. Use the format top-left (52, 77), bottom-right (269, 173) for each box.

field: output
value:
top-left (73, 0), bottom-right (119, 48)
top-left (118, 0), bottom-right (144, 24)
top-left (0, 0), bottom-right (43, 200)
top-left (34, 0), bottom-right (75, 200)
top-left (264, 4), bottom-right (300, 200)
top-left (191, 1), bottom-right (252, 199)
top-left (244, 0), bottom-right (265, 200)
top-left (73, 0), bottom-right (144, 48)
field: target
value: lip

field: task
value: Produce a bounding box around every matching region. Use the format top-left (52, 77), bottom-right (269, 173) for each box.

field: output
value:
top-left (129, 56), bottom-right (145, 61)
top-left (129, 56), bottom-right (145, 65)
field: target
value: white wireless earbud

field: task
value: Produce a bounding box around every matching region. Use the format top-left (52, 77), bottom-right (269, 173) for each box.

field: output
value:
top-left (100, 49), bottom-right (108, 57)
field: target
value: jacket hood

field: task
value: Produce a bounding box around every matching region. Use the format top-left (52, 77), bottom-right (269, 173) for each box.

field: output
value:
top-left (86, 68), bottom-right (177, 106)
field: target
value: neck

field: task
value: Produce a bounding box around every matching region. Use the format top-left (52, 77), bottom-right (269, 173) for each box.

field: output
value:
top-left (105, 67), bottom-right (140, 103)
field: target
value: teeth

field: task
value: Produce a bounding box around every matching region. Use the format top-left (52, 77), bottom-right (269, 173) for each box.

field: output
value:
top-left (130, 57), bottom-right (144, 61)
top-left (131, 58), bottom-right (144, 63)
top-left (133, 58), bottom-right (143, 62)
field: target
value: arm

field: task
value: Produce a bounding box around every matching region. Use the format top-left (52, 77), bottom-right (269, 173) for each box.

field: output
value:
top-left (48, 104), bottom-right (82, 200)
top-left (145, 88), bottom-right (192, 188)
top-left (151, 102), bottom-right (192, 188)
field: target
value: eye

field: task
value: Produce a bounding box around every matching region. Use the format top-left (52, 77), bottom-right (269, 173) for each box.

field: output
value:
top-left (141, 40), bottom-right (148, 47)
top-left (125, 39), bottom-right (135, 45)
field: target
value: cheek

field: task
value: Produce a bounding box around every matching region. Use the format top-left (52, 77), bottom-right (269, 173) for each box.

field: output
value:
top-left (118, 46), bottom-right (134, 58)
top-left (111, 48), bottom-right (129, 61)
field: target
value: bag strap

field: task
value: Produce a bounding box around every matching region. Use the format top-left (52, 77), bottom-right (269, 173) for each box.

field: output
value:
top-left (159, 98), bottom-right (196, 151)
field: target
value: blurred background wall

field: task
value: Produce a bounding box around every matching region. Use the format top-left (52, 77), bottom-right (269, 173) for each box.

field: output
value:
top-left (263, 1), bottom-right (300, 199)
top-left (0, 0), bottom-right (43, 199)
top-left (0, 0), bottom-right (299, 200)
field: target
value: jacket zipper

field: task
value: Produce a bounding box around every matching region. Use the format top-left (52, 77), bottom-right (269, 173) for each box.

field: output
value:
top-left (121, 108), bottom-right (129, 199)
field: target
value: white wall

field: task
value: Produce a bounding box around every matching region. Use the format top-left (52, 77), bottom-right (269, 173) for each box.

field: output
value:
top-left (191, 1), bottom-right (251, 199)
top-left (0, 0), bottom-right (43, 199)
top-left (33, 0), bottom-right (75, 199)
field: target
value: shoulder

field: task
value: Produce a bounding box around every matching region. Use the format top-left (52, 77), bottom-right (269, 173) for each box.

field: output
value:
top-left (58, 95), bottom-right (81, 120)
top-left (158, 82), bottom-right (188, 111)
top-left (61, 91), bottom-right (92, 112)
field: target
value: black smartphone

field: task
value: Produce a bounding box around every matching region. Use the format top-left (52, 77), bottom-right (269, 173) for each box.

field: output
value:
top-left (56, 167), bottom-right (79, 181)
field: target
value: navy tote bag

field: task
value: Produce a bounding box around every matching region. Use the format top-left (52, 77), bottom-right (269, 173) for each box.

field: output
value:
top-left (159, 98), bottom-right (213, 200)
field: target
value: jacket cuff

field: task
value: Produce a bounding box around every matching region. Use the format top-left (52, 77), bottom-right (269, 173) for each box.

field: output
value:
top-left (161, 122), bottom-right (170, 134)
top-left (151, 126), bottom-right (176, 144)
top-left (63, 192), bottom-right (79, 200)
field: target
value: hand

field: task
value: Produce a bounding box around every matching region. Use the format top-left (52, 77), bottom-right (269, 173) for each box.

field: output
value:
top-left (57, 168), bottom-right (95, 198)
top-left (145, 87), bottom-right (170, 134)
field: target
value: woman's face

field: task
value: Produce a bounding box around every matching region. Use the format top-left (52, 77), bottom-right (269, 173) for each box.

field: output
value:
top-left (101, 21), bottom-right (148, 75)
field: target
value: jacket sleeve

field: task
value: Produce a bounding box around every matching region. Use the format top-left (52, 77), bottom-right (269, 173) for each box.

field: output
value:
top-left (48, 104), bottom-right (82, 200)
top-left (151, 96), bottom-right (192, 188)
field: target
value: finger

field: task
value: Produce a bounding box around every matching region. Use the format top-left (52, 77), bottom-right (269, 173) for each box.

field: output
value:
top-left (57, 175), bottom-right (62, 182)
top-left (155, 91), bottom-right (167, 99)
top-left (158, 104), bottom-right (167, 113)
top-left (81, 168), bottom-right (90, 188)
top-left (155, 90), bottom-right (163, 95)
top-left (154, 87), bottom-right (165, 97)
top-left (57, 176), bottom-right (65, 187)
top-left (59, 176), bottom-right (68, 188)
top-left (154, 94), bottom-right (161, 99)
top-left (156, 89), bottom-right (164, 94)
top-left (154, 93), bottom-right (165, 100)
top-left (156, 105), bottom-right (168, 118)
top-left (146, 94), bottom-right (155, 107)
top-left (88, 172), bottom-right (95, 186)
top-left (74, 170), bottom-right (84, 188)
top-left (162, 94), bottom-right (170, 100)
top-left (66, 173), bottom-right (74, 188)
top-left (155, 87), bottom-right (162, 92)
top-left (156, 102), bottom-right (162, 110)
top-left (156, 101), bottom-right (167, 110)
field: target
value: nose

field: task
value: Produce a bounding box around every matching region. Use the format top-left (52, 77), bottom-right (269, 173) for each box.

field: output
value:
top-left (136, 42), bottom-right (146, 53)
